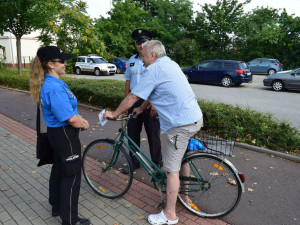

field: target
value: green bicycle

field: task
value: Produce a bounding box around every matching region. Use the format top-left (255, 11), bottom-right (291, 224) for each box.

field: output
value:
top-left (82, 114), bottom-right (245, 218)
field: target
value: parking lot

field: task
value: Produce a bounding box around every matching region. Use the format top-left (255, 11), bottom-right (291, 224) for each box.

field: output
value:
top-left (64, 73), bottom-right (300, 130)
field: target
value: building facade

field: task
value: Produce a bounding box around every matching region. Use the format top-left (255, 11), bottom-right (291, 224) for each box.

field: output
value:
top-left (0, 31), bottom-right (41, 67)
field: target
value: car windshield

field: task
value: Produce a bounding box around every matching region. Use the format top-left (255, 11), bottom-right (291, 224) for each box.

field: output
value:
top-left (93, 58), bottom-right (107, 63)
top-left (120, 57), bottom-right (129, 61)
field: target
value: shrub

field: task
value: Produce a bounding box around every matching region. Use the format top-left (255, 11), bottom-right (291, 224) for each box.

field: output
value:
top-left (199, 100), bottom-right (300, 152)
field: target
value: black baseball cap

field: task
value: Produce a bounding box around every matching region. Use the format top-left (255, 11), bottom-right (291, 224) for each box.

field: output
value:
top-left (131, 29), bottom-right (152, 42)
top-left (37, 46), bottom-right (73, 62)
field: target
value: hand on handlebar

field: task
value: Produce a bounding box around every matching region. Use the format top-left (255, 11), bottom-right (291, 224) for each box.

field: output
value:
top-left (103, 110), bottom-right (116, 120)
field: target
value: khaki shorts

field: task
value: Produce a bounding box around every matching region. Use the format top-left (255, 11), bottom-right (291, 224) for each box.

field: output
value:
top-left (162, 119), bottom-right (203, 173)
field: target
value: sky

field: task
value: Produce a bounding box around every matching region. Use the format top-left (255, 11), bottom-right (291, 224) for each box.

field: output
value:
top-left (85, 0), bottom-right (300, 19)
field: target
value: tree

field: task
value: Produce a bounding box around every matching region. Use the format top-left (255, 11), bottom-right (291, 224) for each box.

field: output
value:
top-left (234, 7), bottom-right (280, 61)
top-left (194, 0), bottom-right (250, 60)
top-left (277, 10), bottom-right (300, 68)
top-left (38, 1), bottom-right (101, 54)
top-left (0, 0), bottom-right (53, 74)
top-left (133, 0), bottom-right (194, 60)
top-left (94, 0), bottom-right (150, 58)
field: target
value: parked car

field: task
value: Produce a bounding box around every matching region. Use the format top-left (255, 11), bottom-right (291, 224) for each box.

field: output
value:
top-left (263, 68), bottom-right (300, 91)
top-left (75, 55), bottom-right (116, 76)
top-left (247, 58), bottom-right (283, 75)
top-left (182, 60), bottom-right (252, 87)
top-left (108, 57), bottom-right (128, 74)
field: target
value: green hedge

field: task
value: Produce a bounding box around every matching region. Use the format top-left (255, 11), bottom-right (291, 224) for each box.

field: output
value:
top-left (60, 77), bottom-right (125, 109)
top-left (0, 69), bottom-right (299, 153)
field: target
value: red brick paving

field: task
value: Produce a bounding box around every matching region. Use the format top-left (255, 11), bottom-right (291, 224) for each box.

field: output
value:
top-left (0, 113), bottom-right (229, 225)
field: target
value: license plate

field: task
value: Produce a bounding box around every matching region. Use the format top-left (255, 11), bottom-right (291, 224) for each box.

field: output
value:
top-left (247, 72), bottom-right (251, 75)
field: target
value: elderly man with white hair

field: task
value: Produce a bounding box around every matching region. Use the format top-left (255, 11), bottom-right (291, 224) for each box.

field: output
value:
top-left (104, 40), bottom-right (203, 225)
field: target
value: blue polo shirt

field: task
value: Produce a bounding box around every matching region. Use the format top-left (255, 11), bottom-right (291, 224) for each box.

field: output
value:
top-left (40, 74), bottom-right (78, 127)
top-left (131, 56), bottom-right (202, 133)
top-left (124, 54), bottom-right (145, 90)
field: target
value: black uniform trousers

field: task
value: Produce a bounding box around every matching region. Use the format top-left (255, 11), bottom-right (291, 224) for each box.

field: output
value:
top-left (127, 99), bottom-right (162, 167)
top-left (47, 125), bottom-right (82, 225)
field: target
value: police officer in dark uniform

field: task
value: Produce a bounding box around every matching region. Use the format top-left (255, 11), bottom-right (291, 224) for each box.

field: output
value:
top-left (30, 46), bottom-right (90, 225)
top-left (123, 29), bottom-right (162, 173)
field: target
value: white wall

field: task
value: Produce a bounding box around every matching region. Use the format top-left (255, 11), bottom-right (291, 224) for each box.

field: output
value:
top-left (0, 31), bottom-right (42, 65)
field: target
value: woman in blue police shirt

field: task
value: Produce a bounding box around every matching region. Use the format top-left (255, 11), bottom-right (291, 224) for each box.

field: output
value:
top-left (29, 46), bottom-right (90, 225)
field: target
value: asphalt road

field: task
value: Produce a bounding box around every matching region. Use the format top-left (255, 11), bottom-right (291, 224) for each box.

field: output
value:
top-left (1, 87), bottom-right (299, 225)
top-left (65, 74), bottom-right (300, 130)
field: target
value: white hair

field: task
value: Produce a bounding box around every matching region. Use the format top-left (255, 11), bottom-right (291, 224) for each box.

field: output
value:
top-left (142, 40), bottom-right (166, 58)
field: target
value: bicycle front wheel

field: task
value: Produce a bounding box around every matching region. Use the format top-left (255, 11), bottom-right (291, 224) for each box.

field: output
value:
top-left (178, 153), bottom-right (242, 218)
top-left (82, 139), bottom-right (133, 199)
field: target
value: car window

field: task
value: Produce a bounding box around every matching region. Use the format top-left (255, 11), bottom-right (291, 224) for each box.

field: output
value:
top-left (250, 59), bottom-right (260, 64)
top-left (87, 58), bottom-right (93, 63)
top-left (293, 68), bottom-right (300, 75)
top-left (239, 63), bottom-right (249, 69)
top-left (93, 58), bottom-right (107, 63)
top-left (223, 63), bottom-right (234, 68)
top-left (213, 62), bottom-right (223, 68)
top-left (77, 58), bottom-right (85, 62)
top-left (261, 59), bottom-right (269, 64)
top-left (197, 62), bottom-right (214, 69)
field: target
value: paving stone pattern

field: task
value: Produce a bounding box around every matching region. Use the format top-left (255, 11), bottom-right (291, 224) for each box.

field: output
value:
top-left (0, 113), bottom-right (227, 225)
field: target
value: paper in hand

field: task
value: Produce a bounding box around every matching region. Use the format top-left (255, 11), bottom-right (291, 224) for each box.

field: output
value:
top-left (98, 109), bottom-right (108, 127)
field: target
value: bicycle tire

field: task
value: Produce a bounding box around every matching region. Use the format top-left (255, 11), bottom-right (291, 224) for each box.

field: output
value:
top-left (82, 139), bottom-right (133, 199)
top-left (178, 153), bottom-right (242, 218)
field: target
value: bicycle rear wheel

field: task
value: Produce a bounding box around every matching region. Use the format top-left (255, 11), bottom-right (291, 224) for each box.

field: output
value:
top-left (82, 139), bottom-right (133, 199)
top-left (178, 153), bottom-right (242, 218)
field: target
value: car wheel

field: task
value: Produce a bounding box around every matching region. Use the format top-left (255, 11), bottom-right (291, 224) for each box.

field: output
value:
top-left (184, 73), bottom-right (191, 83)
top-left (75, 67), bottom-right (81, 75)
top-left (268, 69), bottom-right (276, 75)
top-left (116, 67), bottom-right (121, 74)
top-left (272, 80), bottom-right (284, 91)
top-left (94, 68), bottom-right (101, 76)
top-left (221, 76), bottom-right (233, 87)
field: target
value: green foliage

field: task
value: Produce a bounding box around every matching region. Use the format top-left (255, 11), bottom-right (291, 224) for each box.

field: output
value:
top-left (94, 0), bottom-right (150, 58)
top-left (37, 0), bottom-right (109, 58)
top-left (0, 69), bottom-right (29, 90)
top-left (60, 77), bottom-right (125, 109)
top-left (0, 68), bottom-right (299, 152)
top-left (0, 0), bottom-right (53, 74)
top-left (199, 99), bottom-right (300, 152)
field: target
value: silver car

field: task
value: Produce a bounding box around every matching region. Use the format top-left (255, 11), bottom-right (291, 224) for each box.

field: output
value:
top-left (263, 68), bottom-right (300, 91)
top-left (75, 55), bottom-right (116, 76)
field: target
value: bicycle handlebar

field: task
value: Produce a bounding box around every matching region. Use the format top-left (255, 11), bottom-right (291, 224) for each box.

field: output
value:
top-left (107, 113), bottom-right (135, 121)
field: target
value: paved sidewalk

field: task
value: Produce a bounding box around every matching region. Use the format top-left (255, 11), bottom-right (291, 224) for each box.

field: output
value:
top-left (0, 113), bottom-right (227, 225)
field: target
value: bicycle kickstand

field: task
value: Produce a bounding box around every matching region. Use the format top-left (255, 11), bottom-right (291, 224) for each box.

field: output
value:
top-left (157, 186), bottom-right (165, 210)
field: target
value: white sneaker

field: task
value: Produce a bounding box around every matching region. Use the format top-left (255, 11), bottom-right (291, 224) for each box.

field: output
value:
top-left (148, 211), bottom-right (179, 225)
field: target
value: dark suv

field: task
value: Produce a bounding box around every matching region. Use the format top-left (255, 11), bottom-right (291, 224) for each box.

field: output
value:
top-left (182, 60), bottom-right (252, 87)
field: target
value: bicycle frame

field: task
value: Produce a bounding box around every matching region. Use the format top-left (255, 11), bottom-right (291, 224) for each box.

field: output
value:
top-left (113, 119), bottom-right (166, 184)
top-left (110, 115), bottom-right (245, 194)
top-left (113, 126), bottom-right (215, 195)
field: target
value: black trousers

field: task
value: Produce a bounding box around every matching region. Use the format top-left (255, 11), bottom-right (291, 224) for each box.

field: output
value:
top-left (47, 125), bottom-right (81, 225)
top-left (128, 99), bottom-right (162, 167)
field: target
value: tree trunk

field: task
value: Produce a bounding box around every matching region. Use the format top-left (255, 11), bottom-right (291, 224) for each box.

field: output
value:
top-left (16, 36), bottom-right (22, 74)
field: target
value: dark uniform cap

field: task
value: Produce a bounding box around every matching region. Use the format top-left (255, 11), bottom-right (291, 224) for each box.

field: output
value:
top-left (37, 46), bottom-right (73, 62)
top-left (131, 29), bottom-right (152, 41)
